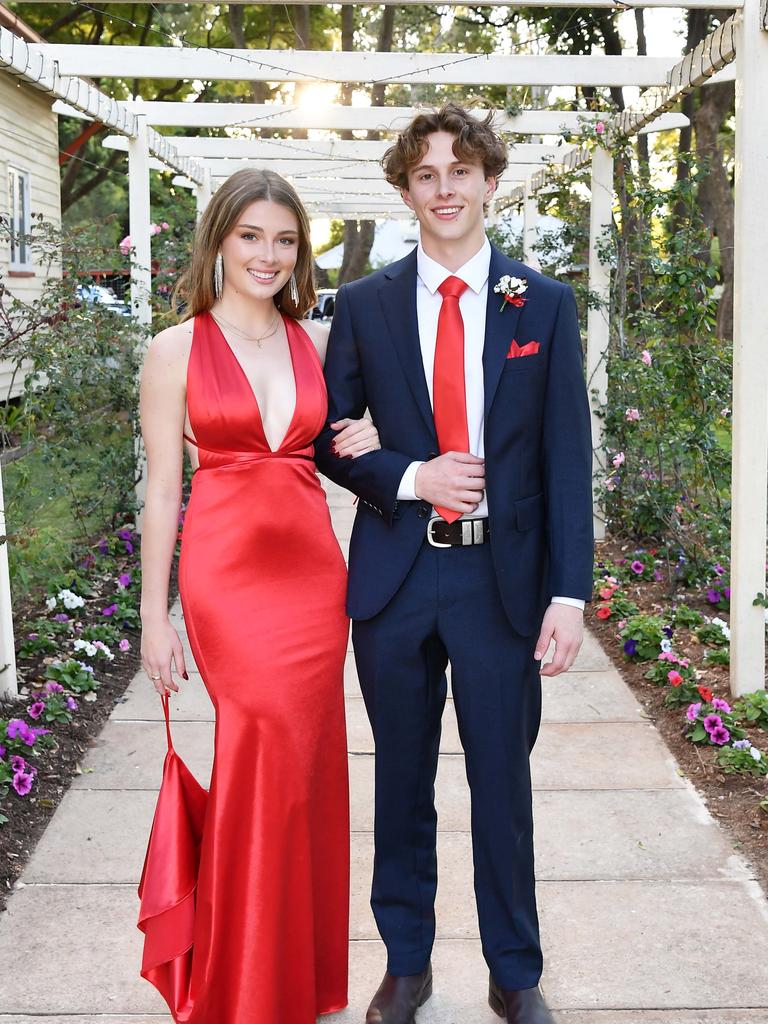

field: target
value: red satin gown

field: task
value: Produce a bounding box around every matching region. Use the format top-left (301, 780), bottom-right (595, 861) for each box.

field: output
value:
top-left (173, 310), bottom-right (350, 1022)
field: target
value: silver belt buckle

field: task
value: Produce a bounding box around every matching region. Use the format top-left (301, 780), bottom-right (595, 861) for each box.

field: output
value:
top-left (426, 518), bottom-right (451, 548)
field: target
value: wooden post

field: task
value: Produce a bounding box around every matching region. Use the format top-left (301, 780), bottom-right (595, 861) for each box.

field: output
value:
top-left (586, 146), bottom-right (614, 544)
top-left (195, 168), bottom-right (212, 220)
top-left (523, 177), bottom-right (539, 269)
top-left (730, 0), bottom-right (768, 695)
top-left (0, 465), bottom-right (18, 699)
top-left (128, 115), bottom-right (152, 527)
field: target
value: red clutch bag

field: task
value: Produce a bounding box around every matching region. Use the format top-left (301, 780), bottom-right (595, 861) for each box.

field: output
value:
top-left (137, 693), bottom-right (208, 1019)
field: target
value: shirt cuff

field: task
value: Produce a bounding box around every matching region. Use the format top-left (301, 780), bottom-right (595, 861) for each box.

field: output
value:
top-left (396, 461), bottom-right (424, 501)
top-left (551, 596), bottom-right (586, 611)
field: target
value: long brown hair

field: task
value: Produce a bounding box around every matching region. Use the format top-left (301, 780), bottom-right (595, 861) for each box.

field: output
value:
top-left (173, 168), bottom-right (316, 321)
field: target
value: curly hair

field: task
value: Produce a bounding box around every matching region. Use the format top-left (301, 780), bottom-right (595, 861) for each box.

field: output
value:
top-left (382, 103), bottom-right (508, 190)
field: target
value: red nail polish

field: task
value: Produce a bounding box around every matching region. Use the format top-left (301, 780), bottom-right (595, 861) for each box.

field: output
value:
top-left (182, 671), bottom-right (189, 680)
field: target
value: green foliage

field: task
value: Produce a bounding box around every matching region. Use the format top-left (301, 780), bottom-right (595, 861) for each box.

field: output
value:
top-left (733, 691), bottom-right (768, 732)
top-left (703, 647), bottom-right (730, 667)
top-left (672, 604), bottom-right (704, 629)
top-left (619, 614), bottom-right (665, 661)
top-left (0, 218), bottom-right (146, 595)
top-left (695, 622), bottom-right (730, 648)
top-left (44, 659), bottom-right (99, 694)
top-left (714, 744), bottom-right (768, 778)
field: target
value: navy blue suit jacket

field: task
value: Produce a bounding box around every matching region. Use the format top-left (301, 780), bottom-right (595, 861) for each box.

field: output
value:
top-left (314, 245), bottom-right (594, 636)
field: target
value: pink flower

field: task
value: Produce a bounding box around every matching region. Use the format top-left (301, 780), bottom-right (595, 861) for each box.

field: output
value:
top-left (12, 771), bottom-right (34, 796)
top-left (118, 235), bottom-right (132, 255)
top-left (617, 619), bottom-right (627, 630)
top-left (119, 638), bottom-right (130, 652)
top-left (709, 725), bottom-right (730, 745)
top-left (595, 121), bottom-right (606, 134)
top-left (150, 223), bottom-right (162, 235)
top-left (612, 452), bottom-right (625, 468)
top-left (28, 701), bottom-right (45, 720)
top-left (599, 586), bottom-right (616, 600)
top-left (712, 698), bottom-right (731, 713)
top-left (606, 476), bottom-right (619, 492)
top-left (161, 221), bottom-right (170, 230)
top-left (625, 408), bottom-right (641, 422)
top-left (686, 702), bottom-right (701, 722)
top-left (641, 350), bottom-right (652, 366)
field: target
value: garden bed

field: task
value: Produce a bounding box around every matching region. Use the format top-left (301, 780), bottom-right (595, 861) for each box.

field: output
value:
top-left (590, 537), bottom-right (768, 896)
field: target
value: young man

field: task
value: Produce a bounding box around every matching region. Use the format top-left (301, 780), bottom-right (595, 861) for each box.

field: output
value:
top-left (315, 104), bottom-right (593, 1024)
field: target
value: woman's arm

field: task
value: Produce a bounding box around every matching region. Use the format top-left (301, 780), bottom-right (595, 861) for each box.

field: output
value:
top-left (139, 321), bottom-right (193, 694)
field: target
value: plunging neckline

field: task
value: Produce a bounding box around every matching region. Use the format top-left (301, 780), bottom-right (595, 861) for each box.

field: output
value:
top-left (208, 311), bottom-right (299, 454)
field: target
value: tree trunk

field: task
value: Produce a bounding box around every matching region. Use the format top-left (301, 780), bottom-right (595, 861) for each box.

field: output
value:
top-left (228, 5), bottom-right (269, 105)
top-left (291, 6), bottom-right (311, 137)
top-left (694, 81), bottom-right (735, 340)
top-left (338, 221), bottom-right (375, 284)
top-left (634, 9), bottom-right (650, 169)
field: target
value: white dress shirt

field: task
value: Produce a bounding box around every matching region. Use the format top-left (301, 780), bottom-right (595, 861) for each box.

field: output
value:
top-left (396, 239), bottom-right (584, 611)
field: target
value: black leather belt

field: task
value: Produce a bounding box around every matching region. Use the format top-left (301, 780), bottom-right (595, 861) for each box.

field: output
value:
top-left (426, 518), bottom-right (490, 548)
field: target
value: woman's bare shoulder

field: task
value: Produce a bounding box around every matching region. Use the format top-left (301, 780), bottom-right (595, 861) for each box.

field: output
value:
top-left (299, 318), bottom-right (330, 363)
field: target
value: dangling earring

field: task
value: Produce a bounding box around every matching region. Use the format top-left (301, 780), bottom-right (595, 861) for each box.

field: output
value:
top-left (213, 251), bottom-right (224, 299)
top-left (289, 272), bottom-right (299, 306)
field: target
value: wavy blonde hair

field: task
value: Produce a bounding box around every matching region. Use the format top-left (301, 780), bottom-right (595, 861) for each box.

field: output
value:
top-left (173, 168), bottom-right (316, 321)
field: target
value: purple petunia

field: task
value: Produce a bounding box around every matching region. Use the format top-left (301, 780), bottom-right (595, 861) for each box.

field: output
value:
top-left (80, 554), bottom-right (96, 571)
top-left (703, 714), bottom-right (723, 734)
top-left (686, 702), bottom-right (702, 722)
top-left (53, 613), bottom-right (70, 623)
top-left (630, 560), bottom-right (645, 575)
top-left (12, 771), bottom-right (34, 796)
top-left (7, 718), bottom-right (35, 744)
top-left (27, 701), bottom-right (45, 720)
top-left (662, 625), bottom-right (674, 638)
top-left (733, 739), bottom-right (752, 750)
top-left (118, 572), bottom-right (131, 588)
top-left (706, 588), bottom-right (722, 604)
top-left (711, 698), bottom-right (731, 714)
top-left (714, 563), bottom-right (725, 577)
top-left (118, 638), bottom-right (130, 652)
top-left (102, 604), bottom-right (118, 617)
top-left (709, 725), bottom-right (730, 745)
top-left (44, 681), bottom-right (64, 694)
top-left (66, 696), bottom-right (78, 711)
top-left (623, 639), bottom-right (638, 657)
top-left (724, 587), bottom-right (731, 600)
top-left (97, 538), bottom-right (110, 555)
top-left (10, 755), bottom-right (27, 773)
top-left (0, 745), bottom-right (5, 759)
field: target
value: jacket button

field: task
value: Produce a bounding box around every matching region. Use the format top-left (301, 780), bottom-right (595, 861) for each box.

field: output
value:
top-left (417, 505), bottom-right (430, 519)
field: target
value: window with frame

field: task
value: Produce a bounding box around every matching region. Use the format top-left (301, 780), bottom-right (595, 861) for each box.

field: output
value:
top-left (8, 167), bottom-right (31, 269)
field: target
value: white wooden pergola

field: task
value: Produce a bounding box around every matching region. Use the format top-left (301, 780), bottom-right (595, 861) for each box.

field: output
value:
top-left (0, 0), bottom-right (766, 700)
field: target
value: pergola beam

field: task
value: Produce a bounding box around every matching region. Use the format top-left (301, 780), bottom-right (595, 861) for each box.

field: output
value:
top-left (54, 100), bottom-right (689, 136)
top-left (102, 134), bottom-right (573, 165)
top-left (0, 26), bottom-right (205, 184)
top-left (34, 45), bottom-right (736, 88)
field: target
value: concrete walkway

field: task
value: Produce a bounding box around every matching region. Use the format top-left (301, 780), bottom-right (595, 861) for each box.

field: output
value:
top-left (1, 479), bottom-right (767, 1022)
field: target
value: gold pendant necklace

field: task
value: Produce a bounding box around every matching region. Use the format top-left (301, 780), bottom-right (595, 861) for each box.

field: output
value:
top-left (211, 309), bottom-right (281, 349)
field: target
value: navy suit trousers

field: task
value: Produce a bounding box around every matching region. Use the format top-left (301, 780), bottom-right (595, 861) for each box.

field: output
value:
top-left (352, 539), bottom-right (544, 990)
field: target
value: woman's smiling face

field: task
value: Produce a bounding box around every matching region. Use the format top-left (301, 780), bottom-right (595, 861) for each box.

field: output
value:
top-left (219, 200), bottom-right (300, 300)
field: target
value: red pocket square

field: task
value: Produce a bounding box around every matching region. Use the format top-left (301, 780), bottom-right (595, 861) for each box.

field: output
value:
top-left (507, 339), bottom-right (540, 358)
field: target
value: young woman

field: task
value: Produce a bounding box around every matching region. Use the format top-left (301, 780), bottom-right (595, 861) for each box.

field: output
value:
top-left (139, 168), bottom-right (377, 1023)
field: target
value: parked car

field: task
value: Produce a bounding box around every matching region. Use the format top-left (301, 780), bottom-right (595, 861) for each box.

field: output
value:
top-left (310, 289), bottom-right (337, 322)
top-left (76, 284), bottom-right (131, 318)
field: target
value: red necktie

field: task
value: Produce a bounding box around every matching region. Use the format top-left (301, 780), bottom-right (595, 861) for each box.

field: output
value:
top-left (433, 276), bottom-right (469, 523)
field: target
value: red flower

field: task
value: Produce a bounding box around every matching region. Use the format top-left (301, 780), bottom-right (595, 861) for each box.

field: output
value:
top-left (697, 685), bottom-right (713, 702)
top-left (596, 605), bottom-right (611, 620)
top-left (599, 586), bottom-right (616, 600)
top-left (506, 295), bottom-right (527, 308)
top-left (668, 670), bottom-right (683, 687)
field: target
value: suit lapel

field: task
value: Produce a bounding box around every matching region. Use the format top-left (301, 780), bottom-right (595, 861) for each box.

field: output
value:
top-left (378, 250), bottom-right (437, 440)
top-left (483, 246), bottom-right (525, 417)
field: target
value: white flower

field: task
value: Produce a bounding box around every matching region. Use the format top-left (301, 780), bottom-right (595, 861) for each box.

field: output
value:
top-left (750, 747), bottom-right (762, 762)
top-left (660, 638), bottom-right (673, 653)
top-left (711, 617), bottom-right (731, 640)
top-left (493, 274), bottom-right (528, 298)
top-left (73, 639), bottom-right (97, 658)
top-left (59, 589), bottom-right (85, 610)
top-left (45, 596), bottom-right (57, 612)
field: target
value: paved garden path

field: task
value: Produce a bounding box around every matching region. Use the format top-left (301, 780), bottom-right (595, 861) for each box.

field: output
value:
top-left (1, 479), bottom-right (768, 1023)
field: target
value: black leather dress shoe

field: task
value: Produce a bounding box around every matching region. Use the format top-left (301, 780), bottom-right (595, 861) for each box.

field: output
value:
top-left (489, 975), bottom-right (555, 1024)
top-left (365, 963), bottom-right (433, 1024)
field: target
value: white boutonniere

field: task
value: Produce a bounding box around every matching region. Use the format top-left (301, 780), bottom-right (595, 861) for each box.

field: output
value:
top-left (493, 275), bottom-right (528, 313)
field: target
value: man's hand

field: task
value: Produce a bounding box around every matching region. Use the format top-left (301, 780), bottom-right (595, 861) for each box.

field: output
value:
top-left (535, 603), bottom-right (584, 676)
top-left (414, 452), bottom-right (485, 515)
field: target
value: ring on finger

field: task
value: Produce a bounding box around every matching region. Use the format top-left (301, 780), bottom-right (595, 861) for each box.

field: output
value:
top-left (149, 673), bottom-right (161, 681)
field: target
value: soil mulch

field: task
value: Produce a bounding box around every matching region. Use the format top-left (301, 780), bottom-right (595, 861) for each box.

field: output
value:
top-left (591, 538), bottom-right (768, 896)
